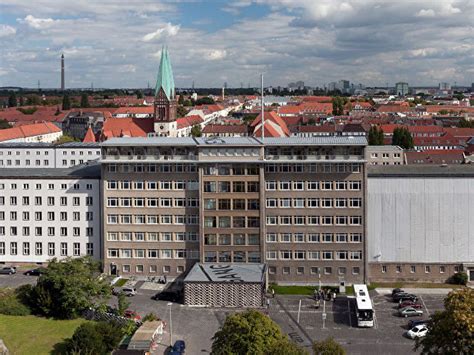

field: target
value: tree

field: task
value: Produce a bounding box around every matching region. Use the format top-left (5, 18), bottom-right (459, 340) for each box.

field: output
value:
top-left (26, 94), bottom-right (41, 105)
top-left (0, 119), bottom-right (11, 129)
top-left (177, 105), bottom-right (188, 118)
top-left (458, 118), bottom-right (474, 128)
top-left (211, 310), bottom-right (302, 355)
top-left (30, 257), bottom-right (111, 319)
top-left (62, 94), bottom-right (71, 110)
top-left (416, 288), bottom-right (474, 355)
top-left (54, 134), bottom-right (79, 144)
top-left (313, 337), bottom-right (346, 355)
top-left (266, 338), bottom-right (308, 355)
top-left (368, 126), bottom-right (384, 145)
top-left (19, 96), bottom-right (24, 106)
top-left (392, 127), bottom-right (414, 149)
top-left (8, 92), bottom-right (17, 107)
top-left (178, 94), bottom-right (185, 105)
top-left (190, 124), bottom-right (202, 137)
top-left (136, 90), bottom-right (144, 99)
top-left (117, 293), bottom-right (130, 316)
top-left (332, 97), bottom-right (345, 116)
top-left (195, 96), bottom-right (215, 105)
top-left (80, 93), bottom-right (90, 108)
top-left (449, 272), bottom-right (468, 285)
top-left (63, 322), bottom-right (124, 354)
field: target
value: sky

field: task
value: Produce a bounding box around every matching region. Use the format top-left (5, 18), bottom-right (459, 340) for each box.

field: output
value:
top-left (0, 0), bottom-right (473, 89)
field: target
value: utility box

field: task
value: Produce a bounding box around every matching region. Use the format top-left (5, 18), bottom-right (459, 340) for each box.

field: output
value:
top-left (339, 281), bottom-right (346, 294)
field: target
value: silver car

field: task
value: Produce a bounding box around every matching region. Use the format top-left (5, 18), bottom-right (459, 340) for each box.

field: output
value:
top-left (399, 306), bottom-right (423, 317)
top-left (0, 267), bottom-right (16, 275)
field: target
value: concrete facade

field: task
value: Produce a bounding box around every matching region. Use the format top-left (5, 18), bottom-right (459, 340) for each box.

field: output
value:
top-left (365, 145), bottom-right (404, 166)
top-left (367, 165), bottom-right (474, 282)
top-left (0, 164), bottom-right (101, 264)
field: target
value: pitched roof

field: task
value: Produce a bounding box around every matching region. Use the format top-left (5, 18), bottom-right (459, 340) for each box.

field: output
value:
top-left (154, 46), bottom-right (175, 99)
top-left (0, 122), bottom-right (61, 142)
top-left (113, 107), bottom-right (154, 115)
top-left (101, 117), bottom-right (154, 140)
top-left (253, 121), bottom-right (284, 138)
top-left (82, 126), bottom-right (96, 143)
top-left (176, 115), bottom-right (203, 129)
top-left (202, 124), bottom-right (247, 134)
top-left (443, 127), bottom-right (474, 139)
top-left (297, 125), bottom-right (336, 133)
top-left (405, 150), bottom-right (465, 164)
top-left (252, 111), bottom-right (290, 136)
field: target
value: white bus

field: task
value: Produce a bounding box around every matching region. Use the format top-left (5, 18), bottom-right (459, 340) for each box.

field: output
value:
top-left (353, 284), bottom-right (374, 327)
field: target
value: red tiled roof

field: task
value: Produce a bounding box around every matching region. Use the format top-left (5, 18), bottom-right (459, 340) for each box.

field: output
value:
top-left (252, 111), bottom-right (290, 136)
top-left (301, 96), bottom-right (332, 103)
top-left (408, 125), bottom-right (444, 134)
top-left (443, 127), bottom-right (474, 139)
top-left (379, 124), bottom-right (404, 134)
top-left (202, 124), bottom-right (247, 134)
top-left (176, 115), bottom-right (203, 129)
top-left (405, 150), bottom-right (465, 164)
top-left (101, 117), bottom-right (154, 140)
top-left (113, 106), bottom-right (154, 115)
top-left (0, 122), bottom-right (61, 142)
top-left (413, 134), bottom-right (466, 147)
top-left (195, 104), bottom-right (224, 113)
top-left (376, 104), bottom-right (412, 113)
top-left (298, 125), bottom-right (336, 133)
top-left (253, 121), bottom-right (283, 138)
top-left (426, 105), bottom-right (474, 113)
top-left (82, 126), bottom-right (96, 143)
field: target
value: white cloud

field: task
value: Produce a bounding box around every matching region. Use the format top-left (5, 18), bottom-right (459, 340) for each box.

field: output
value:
top-left (205, 49), bottom-right (227, 61)
top-left (19, 15), bottom-right (57, 29)
top-left (0, 24), bottom-right (16, 37)
top-left (142, 23), bottom-right (180, 42)
top-left (416, 9), bottom-right (435, 17)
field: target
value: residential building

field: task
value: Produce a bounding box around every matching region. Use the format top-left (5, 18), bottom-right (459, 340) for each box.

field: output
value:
top-left (0, 142), bottom-right (100, 168)
top-left (62, 110), bottom-right (106, 141)
top-left (0, 164), bottom-right (101, 264)
top-left (101, 136), bottom-right (367, 285)
top-left (367, 165), bottom-right (474, 283)
top-left (0, 122), bottom-right (62, 143)
top-left (365, 146), bottom-right (404, 165)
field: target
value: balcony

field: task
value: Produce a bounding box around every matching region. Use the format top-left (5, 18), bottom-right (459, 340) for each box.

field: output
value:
top-left (103, 154), bottom-right (197, 162)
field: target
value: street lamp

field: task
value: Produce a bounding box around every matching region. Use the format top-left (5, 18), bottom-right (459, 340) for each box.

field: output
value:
top-left (167, 302), bottom-right (173, 347)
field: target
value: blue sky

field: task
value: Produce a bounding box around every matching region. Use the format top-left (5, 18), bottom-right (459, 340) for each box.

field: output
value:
top-left (0, 0), bottom-right (473, 89)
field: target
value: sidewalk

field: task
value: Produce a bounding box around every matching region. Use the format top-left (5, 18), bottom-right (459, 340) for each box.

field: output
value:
top-left (376, 287), bottom-right (454, 295)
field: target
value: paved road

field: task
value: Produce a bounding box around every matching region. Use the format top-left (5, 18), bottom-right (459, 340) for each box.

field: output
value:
top-left (0, 273), bottom-right (38, 288)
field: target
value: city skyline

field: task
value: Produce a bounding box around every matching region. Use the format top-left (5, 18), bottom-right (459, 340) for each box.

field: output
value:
top-left (0, 0), bottom-right (473, 88)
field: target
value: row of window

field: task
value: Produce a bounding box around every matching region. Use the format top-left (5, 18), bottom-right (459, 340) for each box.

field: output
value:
top-left (268, 265), bottom-right (361, 276)
top-left (107, 197), bottom-right (199, 208)
top-left (266, 197), bottom-right (362, 209)
top-left (107, 163), bottom-right (198, 173)
top-left (266, 232), bottom-right (362, 243)
top-left (120, 264), bottom-right (185, 274)
top-left (266, 215), bottom-right (363, 226)
top-left (0, 196), bottom-right (94, 208)
top-left (0, 150), bottom-right (99, 156)
top-left (107, 232), bottom-right (198, 242)
top-left (106, 180), bottom-right (199, 191)
top-left (203, 181), bottom-right (259, 193)
top-left (107, 248), bottom-right (199, 259)
top-left (204, 251), bottom-right (261, 263)
top-left (0, 226), bottom-right (94, 237)
top-left (107, 214), bottom-right (199, 225)
top-left (0, 242), bottom-right (93, 257)
top-left (265, 180), bottom-right (362, 191)
top-left (203, 165), bottom-right (259, 176)
top-left (0, 183), bottom-right (94, 191)
top-left (204, 198), bottom-right (259, 210)
top-left (264, 163), bottom-right (361, 174)
top-left (381, 265), bottom-right (460, 274)
top-left (204, 216), bottom-right (260, 228)
top-left (203, 233), bottom-right (259, 246)
top-left (266, 250), bottom-right (362, 260)
top-left (1, 211), bottom-right (94, 222)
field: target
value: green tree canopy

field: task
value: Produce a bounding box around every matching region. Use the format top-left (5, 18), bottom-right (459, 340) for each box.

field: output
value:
top-left (8, 92), bottom-right (17, 107)
top-left (368, 126), bottom-right (384, 145)
top-left (62, 94), bottom-right (71, 110)
top-left (313, 337), bottom-right (346, 355)
top-left (30, 257), bottom-right (111, 319)
top-left (332, 97), bottom-right (345, 116)
top-left (416, 288), bottom-right (474, 355)
top-left (136, 90), bottom-right (144, 99)
top-left (211, 310), bottom-right (303, 355)
top-left (54, 134), bottom-right (80, 144)
top-left (190, 124), bottom-right (202, 137)
top-left (62, 321), bottom-right (124, 354)
top-left (392, 127), bottom-right (414, 149)
top-left (195, 96), bottom-right (215, 105)
top-left (177, 105), bottom-right (188, 118)
top-left (0, 119), bottom-right (11, 129)
top-left (178, 94), bottom-right (185, 105)
top-left (80, 93), bottom-right (90, 108)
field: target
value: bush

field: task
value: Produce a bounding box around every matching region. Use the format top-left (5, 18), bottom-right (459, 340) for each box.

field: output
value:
top-left (0, 288), bottom-right (31, 316)
top-left (62, 321), bottom-right (124, 354)
top-left (449, 272), bottom-right (468, 285)
top-left (313, 337), bottom-right (346, 355)
top-left (142, 312), bottom-right (158, 322)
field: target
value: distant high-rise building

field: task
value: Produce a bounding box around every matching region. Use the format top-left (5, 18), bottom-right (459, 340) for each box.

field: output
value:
top-left (395, 82), bottom-right (409, 97)
top-left (153, 46), bottom-right (177, 136)
top-left (439, 82), bottom-right (451, 91)
top-left (61, 54), bottom-right (65, 91)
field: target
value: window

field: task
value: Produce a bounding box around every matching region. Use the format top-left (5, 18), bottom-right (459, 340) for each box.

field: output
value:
top-left (61, 243), bottom-right (68, 256)
top-left (294, 216), bottom-right (305, 225)
top-left (266, 251), bottom-right (277, 260)
top-left (381, 265), bottom-right (387, 273)
top-left (350, 251), bottom-right (362, 260)
top-left (233, 199), bottom-right (246, 210)
top-left (219, 234), bottom-right (231, 245)
top-left (336, 251), bottom-right (348, 260)
top-left (218, 181), bottom-right (231, 192)
top-left (265, 181), bottom-right (276, 190)
top-left (73, 227), bottom-right (80, 237)
top-left (439, 266), bottom-right (445, 273)
top-left (233, 181), bottom-right (245, 192)
top-left (280, 216), bottom-right (292, 225)
top-left (73, 197), bottom-right (80, 206)
top-left (280, 250), bottom-right (292, 260)
top-left (321, 181), bottom-right (332, 190)
top-left (48, 243), bottom-right (55, 256)
top-left (307, 198), bottom-right (319, 208)
top-left (35, 242), bottom-right (43, 256)
top-left (297, 267), bottom-right (304, 275)
top-left (321, 198), bottom-right (333, 208)
top-left (219, 199), bottom-right (231, 210)
top-left (294, 250), bottom-right (305, 260)
top-left (335, 181), bottom-right (346, 190)
top-left (321, 216), bottom-right (333, 225)
top-left (396, 265), bottom-right (402, 273)
top-left (348, 181), bottom-right (361, 190)
top-left (293, 198), bottom-right (305, 208)
top-left (266, 233), bottom-right (277, 242)
top-left (233, 234), bottom-right (245, 245)
top-left (307, 251), bottom-right (319, 260)
top-left (282, 267), bottom-right (290, 275)
top-left (280, 198), bottom-right (291, 208)
top-left (279, 181), bottom-right (291, 191)
top-left (293, 181), bottom-right (304, 190)
top-left (338, 267), bottom-right (347, 275)
top-left (322, 251), bottom-right (333, 260)
top-left (350, 233), bottom-right (362, 243)
top-left (410, 265), bottom-right (416, 273)
top-left (336, 233), bottom-right (348, 242)
top-left (308, 233), bottom-right (320, 243)
top-left (23, 242), bottom-right (30, 255)
top-left (425, 265), bottom-right (431, 273)
top-left (335, 216), bottom-right (348, 225)
top-left (324, 267), bottom-right (332, 275)
top-left (247, 182), bottom-right (259, 192)
top-left (352, 267), bottom-right (360, 275)
top-left (294, 233), bottom-right (304, 242)
top-left (350, 216), bottom-right (362, 225)
top-left (204, 181), bottom-right (216, 192)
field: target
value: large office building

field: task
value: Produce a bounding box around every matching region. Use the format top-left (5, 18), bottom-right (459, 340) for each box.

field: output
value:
top-left (367, 165), bottom-right (474, 283)
top-left (0, 164), bottom-right (101, 264)
top-left (101, 136), bottom-right (367, 285)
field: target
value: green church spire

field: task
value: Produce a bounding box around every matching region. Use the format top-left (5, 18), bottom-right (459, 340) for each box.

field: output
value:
top-left (154, 46), bottom-right (175, 100)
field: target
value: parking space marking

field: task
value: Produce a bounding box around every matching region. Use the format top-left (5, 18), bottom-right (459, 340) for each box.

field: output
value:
top-left (419, 295), bottom-right (430, 317)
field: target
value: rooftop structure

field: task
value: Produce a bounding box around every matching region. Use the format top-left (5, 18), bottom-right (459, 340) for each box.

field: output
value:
top-left (154, 46), bottom-right (175, 100)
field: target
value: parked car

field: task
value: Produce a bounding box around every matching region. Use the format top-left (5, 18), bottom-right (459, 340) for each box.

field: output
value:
top-left (393, 293), bottom-right (417, 302)
top-left (399, 307), bottom-right (423, 317)
top-left (407, 324), bottom-right (428, 339)
top-left (113, 287), bottom-right (137, 297)
top-left (173, 340), bottom-right (186, 353)
top-left (152, 290), bottom-right (181, 302)
top-left (0, 267), bottom-right (16, 275)
top-left (398, 300), bottom-right (423, 309)
top-left (398, 295), bottom-right (418, 304)
top-left (408, 319), bottom-right (429, 329)
top-left (24, 268), bottom-right (46, 276)
top-left (392, 288), bottom-right (404, 295)
top-left (124, 310), bottom-right (141, 322)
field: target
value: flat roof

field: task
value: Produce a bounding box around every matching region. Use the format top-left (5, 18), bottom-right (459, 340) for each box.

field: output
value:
top-left (184, 263), bottom-right (266, 283)
top-left (365, 145), bottom-right (403, 152)
top-left (0, 162), bottom-right (101, 179)
top-left (0, 142), bottom-right (100, 148)
top-left (368, 164), bottom-right (474, 178)
top-left (101, 136), bottom-right (367, 147)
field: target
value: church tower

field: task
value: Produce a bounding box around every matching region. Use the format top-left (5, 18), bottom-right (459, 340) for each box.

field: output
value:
top-left (154, 46), bottom-right (177, 136)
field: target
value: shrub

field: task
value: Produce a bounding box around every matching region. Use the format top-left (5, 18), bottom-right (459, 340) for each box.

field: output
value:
top-left (449, 272), bottom-right (468, 285)
top-left (142, 312), bottom-right (158, 322)
top-left (0, 288), bottom-right (31, 316)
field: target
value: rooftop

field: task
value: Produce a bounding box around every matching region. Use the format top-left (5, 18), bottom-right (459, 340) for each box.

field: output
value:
top-left (184, 263), bottom-right (266, 283)
top-left (0, 162), bottom-right (101, 179)
top-left (368, 164), bottom-right (474, 177)
top-left (0, 142), bottom-right (100, 148)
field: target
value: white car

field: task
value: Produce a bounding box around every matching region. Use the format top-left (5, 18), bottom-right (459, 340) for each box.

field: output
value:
top-left (407, 324), bottom-right (428, 339)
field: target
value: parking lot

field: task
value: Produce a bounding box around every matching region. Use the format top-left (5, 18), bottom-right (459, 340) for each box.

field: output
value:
top-left (0, 272), bottom-right (38, 288)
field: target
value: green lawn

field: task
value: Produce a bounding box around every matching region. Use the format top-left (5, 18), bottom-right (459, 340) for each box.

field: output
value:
top-left (271, 285), bottom-right (317, 295)
top-left (0, 315), bottom-right (88, 355)
top-left (114, 278), bottom-right (129, 287)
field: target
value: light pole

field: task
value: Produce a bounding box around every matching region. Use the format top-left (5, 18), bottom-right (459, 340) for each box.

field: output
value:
top-left (167, 302), bottom-right (173, 347)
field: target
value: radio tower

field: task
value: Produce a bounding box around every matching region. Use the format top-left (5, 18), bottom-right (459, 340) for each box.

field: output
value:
top-left (61, 54), bottom-right (65, 91)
